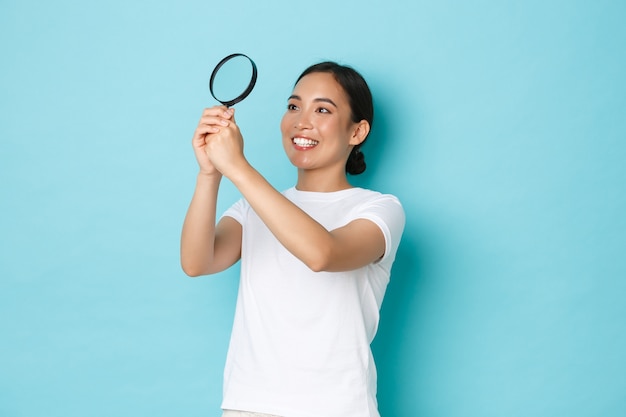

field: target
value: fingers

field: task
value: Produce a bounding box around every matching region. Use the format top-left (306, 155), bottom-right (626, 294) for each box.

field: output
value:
top-left (200, 106), bottom-right (234, 123)
top-left (196, 107), bottom-right (234, 134)
top-left (191, 106), bottom-right (231, 140)
top-left (192, 106), bottom-right (241, 147)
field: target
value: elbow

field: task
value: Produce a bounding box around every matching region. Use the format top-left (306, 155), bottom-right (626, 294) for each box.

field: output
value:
top-left (307, 262), bottom-right (325, 273)
top-left (180, 261), bottom-right (208, 278)
top-left (180, 249), bottom-right (216, 277)
top-left (303, 247), bottom-right (333, 273)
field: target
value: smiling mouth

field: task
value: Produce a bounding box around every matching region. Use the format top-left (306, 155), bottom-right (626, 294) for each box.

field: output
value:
top-left (292, 137), bottom-right (319, 148)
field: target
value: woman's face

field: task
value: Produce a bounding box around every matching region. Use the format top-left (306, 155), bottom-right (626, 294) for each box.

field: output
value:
top-left (280, 72), bottom-right (365, 174)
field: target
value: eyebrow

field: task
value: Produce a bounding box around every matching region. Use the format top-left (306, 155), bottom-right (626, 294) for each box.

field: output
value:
top-left (288, 95), bottom-right (338, 108)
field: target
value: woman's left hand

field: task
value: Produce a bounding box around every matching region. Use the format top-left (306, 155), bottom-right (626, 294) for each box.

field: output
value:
top-left (204, 108), bottom-right (249, 178)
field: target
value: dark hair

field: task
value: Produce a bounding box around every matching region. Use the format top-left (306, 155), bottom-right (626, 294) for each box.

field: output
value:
top-left (295, 62), bottom-right (374, 175)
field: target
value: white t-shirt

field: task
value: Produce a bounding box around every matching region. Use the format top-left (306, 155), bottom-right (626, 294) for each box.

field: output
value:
top-left (220, 187), bottom-right (405, 417)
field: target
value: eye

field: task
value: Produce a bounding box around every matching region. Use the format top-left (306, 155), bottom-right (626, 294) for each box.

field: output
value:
top-left (287, 103), bottom-right (299, 111)
top-left (316, 107), bottom-right (331, 114)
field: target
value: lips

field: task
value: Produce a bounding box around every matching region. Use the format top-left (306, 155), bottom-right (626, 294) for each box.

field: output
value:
top-left (292, 137), bottom-right (319, 148)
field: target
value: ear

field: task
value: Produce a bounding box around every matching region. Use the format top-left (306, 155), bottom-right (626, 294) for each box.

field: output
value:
top-left (349, 120), bottom-right (370, 146)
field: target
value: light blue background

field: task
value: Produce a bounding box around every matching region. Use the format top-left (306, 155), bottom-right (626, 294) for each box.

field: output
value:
top-left (2, 1), bottom-right (625, 416)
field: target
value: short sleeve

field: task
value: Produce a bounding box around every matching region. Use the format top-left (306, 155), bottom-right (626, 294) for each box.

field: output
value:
top-left (353, 194), bottom-right (405, 266)
top-left (220, 198), bottom-right (248, 225)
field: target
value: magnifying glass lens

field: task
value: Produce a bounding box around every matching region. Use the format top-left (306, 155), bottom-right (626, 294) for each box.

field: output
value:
top-left (209, 54), bottom-right (257, 107)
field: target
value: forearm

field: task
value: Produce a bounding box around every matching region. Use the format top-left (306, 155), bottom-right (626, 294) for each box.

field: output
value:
top-left (228, 164), bottom-right (334, 272)
top-left (180, 173), bottom-right (222, 276)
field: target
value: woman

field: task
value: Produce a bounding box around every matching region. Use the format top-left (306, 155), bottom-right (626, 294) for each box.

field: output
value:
top-left (181, 62), bottom-right (405, 417)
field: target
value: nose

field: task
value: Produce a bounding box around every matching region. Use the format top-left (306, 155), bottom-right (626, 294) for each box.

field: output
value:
top-left (295, 111), bottom-right (312, 129)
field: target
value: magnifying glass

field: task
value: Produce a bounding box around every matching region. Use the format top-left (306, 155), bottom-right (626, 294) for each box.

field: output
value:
top-left (209, 53), bottom-right (257, 107)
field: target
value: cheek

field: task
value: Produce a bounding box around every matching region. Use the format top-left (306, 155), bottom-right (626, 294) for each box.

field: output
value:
top-left (280, 116), bottom-right (292, 151)
top-left (280, 113), bottom-right (291, 136)
top-left (319, 119), bottom-right (343, 140)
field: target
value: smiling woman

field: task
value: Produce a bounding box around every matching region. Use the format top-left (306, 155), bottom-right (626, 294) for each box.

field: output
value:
top-left (180, 61), bottom-right (405, 417)
top-left (285, 62), bottom-right (374, 177)
top-left (281, 70), bottom-right (371, 184)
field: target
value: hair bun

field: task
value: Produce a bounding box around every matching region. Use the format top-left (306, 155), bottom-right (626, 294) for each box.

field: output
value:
top-left (346, 147), bottom-right (366, 175)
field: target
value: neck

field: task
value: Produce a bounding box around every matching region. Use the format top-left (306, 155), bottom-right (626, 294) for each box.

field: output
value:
top-left (295, 168), bottom-right (353, 192)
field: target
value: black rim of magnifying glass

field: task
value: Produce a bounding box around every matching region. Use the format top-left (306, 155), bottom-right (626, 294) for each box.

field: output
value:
top-left (209, 53), bottom-right (257, 107)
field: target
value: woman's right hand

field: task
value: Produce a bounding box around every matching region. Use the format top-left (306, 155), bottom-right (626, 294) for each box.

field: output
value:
top-left (191, 106), bottom-right (234, 175)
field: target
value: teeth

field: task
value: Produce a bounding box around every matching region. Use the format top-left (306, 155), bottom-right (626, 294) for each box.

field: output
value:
top-left (293, 137), bottom-right (319, 147)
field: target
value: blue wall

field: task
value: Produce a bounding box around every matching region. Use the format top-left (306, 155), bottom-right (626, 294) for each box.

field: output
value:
top-left (2, 1), bottom-right (625, 416)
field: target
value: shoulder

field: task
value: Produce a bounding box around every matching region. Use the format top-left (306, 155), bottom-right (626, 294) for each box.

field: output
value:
top-left (348, 188), bottom-right (405, 239)
top-left (221, 197), bottom-right (251, 224)
top-left (351, 188), bottom-right (404, 216)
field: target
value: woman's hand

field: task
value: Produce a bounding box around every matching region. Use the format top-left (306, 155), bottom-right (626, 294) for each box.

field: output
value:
top-left (203, 108), bottom-right (249, 179)
top-left (191, 106), bottom-right (234, 176)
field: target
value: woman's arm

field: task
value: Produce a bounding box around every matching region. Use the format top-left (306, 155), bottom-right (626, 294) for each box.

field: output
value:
top-left (180, 107), bottom-right (242, 277)
top-left (180, 173), bottom-right (242, 276)
top-left (204, 114), bottom-right (385, 272)
top-left (232, 165), bottom-right (384, 272)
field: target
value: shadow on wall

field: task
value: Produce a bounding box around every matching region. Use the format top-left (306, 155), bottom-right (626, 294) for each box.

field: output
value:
top-left (372, 231), bottom-right (424, 416)
top-left (352, 82), bottom-right (425, 415)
